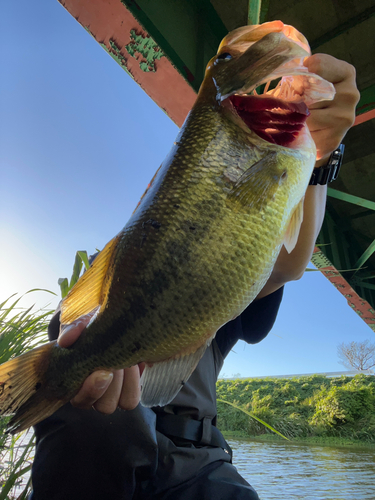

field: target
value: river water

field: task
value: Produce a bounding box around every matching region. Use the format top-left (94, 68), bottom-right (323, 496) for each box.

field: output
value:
top-left (228, 438), bottom-right (375, 500)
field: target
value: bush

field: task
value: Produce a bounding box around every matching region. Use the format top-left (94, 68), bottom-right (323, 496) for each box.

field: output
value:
top-left (216, 375), bottom-right (375, 442)
top-left (310, 383), bottom-right (375, 431)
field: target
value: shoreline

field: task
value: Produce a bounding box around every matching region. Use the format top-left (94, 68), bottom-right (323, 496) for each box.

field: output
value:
top-left (221, 430), bottom-right (375, 449)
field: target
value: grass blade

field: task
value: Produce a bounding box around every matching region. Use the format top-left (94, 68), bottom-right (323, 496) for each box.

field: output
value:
top-left (217, 398), bottom-right (289, 440)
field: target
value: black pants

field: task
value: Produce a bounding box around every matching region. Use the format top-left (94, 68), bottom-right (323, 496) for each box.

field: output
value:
top-left (30, 461), bottom-right (259, 500)
top-left (148, 461), bottom-right (260, 500)
top-left (29, 404), bottom-right (259, 500)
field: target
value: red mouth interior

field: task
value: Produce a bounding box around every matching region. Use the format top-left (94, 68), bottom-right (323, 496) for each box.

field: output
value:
top-left (229, 95), bottom-right (309, 147)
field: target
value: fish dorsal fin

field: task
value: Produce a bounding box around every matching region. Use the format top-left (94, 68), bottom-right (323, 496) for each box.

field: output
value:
top-left (227, 152), bottom-right (280, 211)
top-left (283, 197), bottom-right (304, 253)
top-left (60, 236), bottom-right (119, 325)
top-left (140, 341), bottom-right (210, 407)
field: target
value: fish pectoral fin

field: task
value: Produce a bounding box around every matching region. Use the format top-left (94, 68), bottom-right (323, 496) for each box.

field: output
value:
top-left (227, 153), bottom-right (280, 211)
top-left (140, 341), bottom-right (210, 407)
top-left (60, 235), bottom-right (120, 325)
top-left (283, 197), bottom-right (304, 254)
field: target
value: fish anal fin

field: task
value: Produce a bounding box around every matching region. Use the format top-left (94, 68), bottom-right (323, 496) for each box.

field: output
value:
top-left (283, 197), bottom-right (304, 254)
top-left (227, 153), bottom-right (280, 211)
top-left (60, 235), bottom-right (120, 325)
top-left (140, 342), bottom-right (209, 407)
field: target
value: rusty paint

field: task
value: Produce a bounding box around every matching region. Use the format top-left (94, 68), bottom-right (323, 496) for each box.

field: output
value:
top-left (312, 247), bottom-right (375, 332)
top-left (100, 39), bottom-right (133, 78)
top-left (125, 29), bottom-right (164, 72)
top-left (58, 0), bottom-right (196, 127)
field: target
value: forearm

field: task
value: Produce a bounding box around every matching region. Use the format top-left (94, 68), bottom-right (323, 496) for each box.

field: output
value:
top-left (274, 183), bottom-right (326, 279)
top-left (257, 182), bottom-right (326, 298)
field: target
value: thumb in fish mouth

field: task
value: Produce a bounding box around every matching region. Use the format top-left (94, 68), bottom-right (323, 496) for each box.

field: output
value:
top-left (205, 31), bottom-right (309, 101)
top-left (58, 308), bottom-right (99, 348)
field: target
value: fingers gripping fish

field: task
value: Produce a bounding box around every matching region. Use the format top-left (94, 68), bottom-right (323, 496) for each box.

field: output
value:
top-left (0, 21), bottom-right (334, 433)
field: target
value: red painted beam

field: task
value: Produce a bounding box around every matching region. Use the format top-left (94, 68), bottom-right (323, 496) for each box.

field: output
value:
top-left (312, 247), bottom-right (375, 332)
top-left (353, 109), bottom-right (375, 126)
top-left (58, 0), bottom-right (196, 127)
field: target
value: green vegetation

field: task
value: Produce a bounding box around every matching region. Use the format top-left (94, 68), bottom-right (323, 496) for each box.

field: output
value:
top-left (0, 252), bottom-right (89, 498)
top-left (58, 250), bottom-right (90, 298)
top-left (0, 294), bottom-right (53, 500)
top-left (217, 374), bottom-right (375, 444)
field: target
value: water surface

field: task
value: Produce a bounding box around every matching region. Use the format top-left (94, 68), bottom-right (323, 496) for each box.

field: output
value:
top-left (229, 438), bottom-right (375, 500)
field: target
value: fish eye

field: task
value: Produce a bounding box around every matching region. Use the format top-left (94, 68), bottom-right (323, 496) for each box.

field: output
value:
top-left (217, 52), bottom-right (232, 61)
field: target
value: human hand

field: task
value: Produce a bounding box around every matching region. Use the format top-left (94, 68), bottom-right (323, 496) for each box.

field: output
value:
top-left (58, 315), bottom-right (144, 413)
top-left (304, 54), bottom-right (360, 162)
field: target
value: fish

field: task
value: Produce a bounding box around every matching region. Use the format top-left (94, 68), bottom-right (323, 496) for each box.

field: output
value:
top-left (0, 21), bottom-right (334, 434)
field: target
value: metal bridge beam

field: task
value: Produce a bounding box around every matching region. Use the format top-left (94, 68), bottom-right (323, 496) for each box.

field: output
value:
top-left (310, 5), bottom-right (375, 50)
top-left (248, 0), bottom-right (261, 25)
top-left (354, 240), bottom-right (375, 270)
top-left (327, 188), bottom-right (375, 212)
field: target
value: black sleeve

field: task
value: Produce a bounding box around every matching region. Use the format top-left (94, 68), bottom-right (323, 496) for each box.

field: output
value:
top-left (215, 287), bottom-right (283, 359)
top-left (47, 306), bottom-right (61, 341)
top-left (46, 253), bottom-right (98, 341)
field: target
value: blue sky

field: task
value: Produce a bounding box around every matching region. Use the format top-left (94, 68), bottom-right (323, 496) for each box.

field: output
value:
top-left (1, 0), bottom-right (373, 378)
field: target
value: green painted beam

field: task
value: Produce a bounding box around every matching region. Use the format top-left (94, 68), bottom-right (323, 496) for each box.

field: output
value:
top-left (356, 84), bottom-right (375, 116)
top-left (349, 209), bottom-right (375, 220)
top-left (354, 239), bottom-right (375, 270)
top-left (326, 215), bottom-right (342, 270)
top-left (359, 274), bottom-right (375, 281)
top-left (259, 0), bottom-right (270, 24)
top-left (122, 0), bottom-right (227, 92)
top-left (319, 200), bottom-right (375, 310)
top-left (350, 277), bottom-right (375, 291)
top-left (248, 0), bottom-right (261, 25)
top-left (310, 5), bottom-right (375, 50)
top-left (327, 188), bottom-right (375, 211)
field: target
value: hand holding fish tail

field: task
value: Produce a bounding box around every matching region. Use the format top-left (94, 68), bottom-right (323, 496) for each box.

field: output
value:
top-left (58, 318), bottom-right (143, 413)
top-left (71, 366), bottom-right (142, 413)
top-left (304, 54), bottom-right (360, 161)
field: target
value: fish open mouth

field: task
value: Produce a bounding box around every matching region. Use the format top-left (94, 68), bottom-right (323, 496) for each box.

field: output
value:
top-left (229, 91), bottom-right (309, 148)
top-left (217, 22), bottom-right (335, 149)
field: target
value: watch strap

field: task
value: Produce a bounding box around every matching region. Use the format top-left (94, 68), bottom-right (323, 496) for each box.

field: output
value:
top-left (309, 143), bottom-right (345, 185)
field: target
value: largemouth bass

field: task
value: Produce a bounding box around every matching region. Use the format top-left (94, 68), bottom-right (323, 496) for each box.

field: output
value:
top-left (0, 21), bottom-right (334, 433)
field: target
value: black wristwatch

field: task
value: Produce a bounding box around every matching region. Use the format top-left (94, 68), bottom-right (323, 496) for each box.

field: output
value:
top-left (309, 143), bottom-right (345, 185)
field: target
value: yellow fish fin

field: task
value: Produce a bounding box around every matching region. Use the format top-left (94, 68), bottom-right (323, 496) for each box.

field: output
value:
top-left (283, 197), bottom-right (304, 254)
top-left (227, 152), bottom-right (280, 211)
top-left (0, 341), bottom-right (68, 434)
top-left (140, 340), bottom-right (211, 407)
top-left (60, 235), bottom-right (120, 325)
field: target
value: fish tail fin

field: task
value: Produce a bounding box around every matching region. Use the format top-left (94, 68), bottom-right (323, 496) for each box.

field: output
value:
top-left (0, 341), bottom-right (66, 434)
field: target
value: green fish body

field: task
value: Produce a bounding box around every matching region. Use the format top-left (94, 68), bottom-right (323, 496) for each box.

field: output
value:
top-left (0, 22), bottom-right (334, 433)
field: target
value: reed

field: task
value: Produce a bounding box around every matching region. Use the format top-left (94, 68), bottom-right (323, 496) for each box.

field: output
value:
top-left (0, 293), bottom-right (54, 500)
